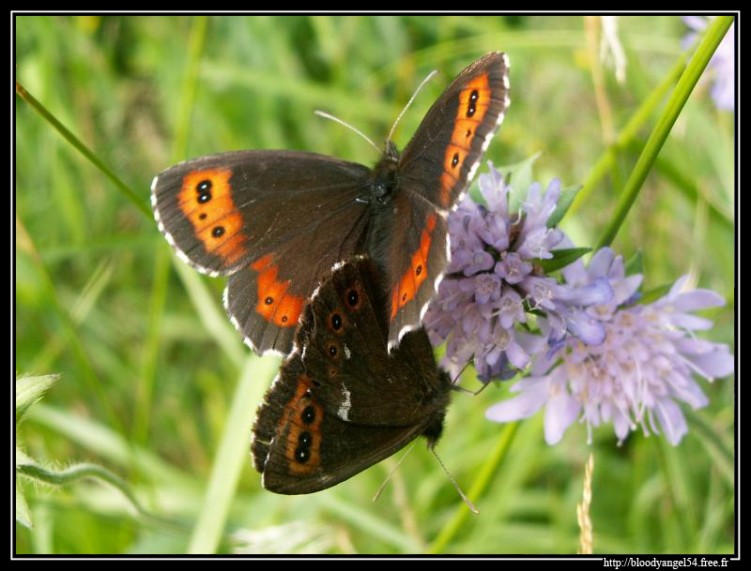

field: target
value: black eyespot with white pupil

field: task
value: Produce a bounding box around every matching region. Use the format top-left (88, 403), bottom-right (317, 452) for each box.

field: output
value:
top-left (212, 226), bottom-right (225, 238)
top-left (295, 431), bottom-right (313, 464)
top-left (467, 89), bottom-right (479, 117)
top-left (301, 405), bottom-right (316, 425)
top-left (451, 152), bottom-right (460, 168)
top-left (346, 288), bottom-right (359, 308)
top-left (196, 180), bottom-right (212, 203)
top-left (331, 313), bottom-right (342, 331)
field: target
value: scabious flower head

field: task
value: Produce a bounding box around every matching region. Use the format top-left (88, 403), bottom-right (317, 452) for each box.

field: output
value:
top-left (425, 163), bottom-right (612, 382)
top-left (486, 250), bottom-right (734, 446)
top-left (683, 16), bottom-right (736, 111)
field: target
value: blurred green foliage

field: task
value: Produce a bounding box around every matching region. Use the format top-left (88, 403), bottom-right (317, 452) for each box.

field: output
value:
top-left (15, 15), bottom-right (734, 555)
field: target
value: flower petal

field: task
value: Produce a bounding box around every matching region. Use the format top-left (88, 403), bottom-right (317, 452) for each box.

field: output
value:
top-left (485, 377), bottom-right (549, 422)
top-left (653, 399), bottom-right (689, 445)
top-left (565, 309), bottom-right (607, 346)
top-left (544, 390), bottom-right (581, 445)
top-left (684, 346), bottom-right (735, 380)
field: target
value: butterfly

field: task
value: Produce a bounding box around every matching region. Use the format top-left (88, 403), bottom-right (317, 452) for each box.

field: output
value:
top-left (251, 257), bottom-right (452, 494)
top-left (151, 52), bottom-right (509, 355)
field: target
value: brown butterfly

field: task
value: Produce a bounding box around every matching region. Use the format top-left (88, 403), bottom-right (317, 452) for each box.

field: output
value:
top-left (251, 257), bottom-right (451, 494)
top-left (151, 52), bottom-right (510, 356)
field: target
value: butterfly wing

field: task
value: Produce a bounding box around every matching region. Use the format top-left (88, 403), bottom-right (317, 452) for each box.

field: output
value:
top-left (252, 357), bottom-right (444, 494)
top-left (399, 52), bottom-right (510, 210)
top-left (369, 192), bottom-right (448, 351)
top-left (251, 257), bottom-right (451, 494)
top-left (151, 150), bottom-right (372, 354)
top-left (298, 257), bottom-right (450, 425)
top-left (383, 52), bottom-right (510, 348)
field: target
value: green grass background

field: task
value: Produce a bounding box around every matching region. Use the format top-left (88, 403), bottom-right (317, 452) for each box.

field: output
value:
top-left (15, 15), bottom-right (735, 555)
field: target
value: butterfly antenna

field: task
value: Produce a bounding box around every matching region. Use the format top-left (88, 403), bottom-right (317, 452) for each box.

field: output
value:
top-left (387, 69), bottom-right (438, 143)
top-left (472, 381), bottom-right (491, 396)
top-left (314, 110), bottom-right (380, 154)
top-left (451, 359), bottom-right (474, 386)
top-left (372, 441), bottom-right (417, 502)
top-left (431, 447), bottom-right (480, 515)
top-left (449, 360), bottom-right (490, 396)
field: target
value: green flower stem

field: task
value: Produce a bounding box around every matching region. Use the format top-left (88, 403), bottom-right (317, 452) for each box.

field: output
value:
top-left (187, 354), bottom-right (277, 554)
top-left (29, 403), bottom-right (193, 487)
top-left (133, 246), bottom-right (171, 447)
top-left (17, 461), bottom-right (171, 527)
top-left (15, 17), bottom-right (208, 222)
top-left (595, 15), bottom-right (734, 249)
top-left (172, 16), bottom-right (208, 160)
top-left (427, 421), bottom-right (519, 554)
top-left (15, 82), bottom-right (150, 218)
top-left (572, 54), bottom-right (687, 216)
top-left (683, 408), bottom-right (733, 486)
top-left (134, 16), bottom-right (209, 449)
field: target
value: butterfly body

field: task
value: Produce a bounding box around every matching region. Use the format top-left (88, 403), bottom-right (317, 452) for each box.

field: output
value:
top-left (152, 52), bottom-right (510, 356)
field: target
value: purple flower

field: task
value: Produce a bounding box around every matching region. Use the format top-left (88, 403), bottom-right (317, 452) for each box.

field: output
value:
top-left (425, 163), bottom-right (611, 382)
top-left (486, 252), bottom-right (734, 446)
top-left (683, 16), bottom-right (735, 111)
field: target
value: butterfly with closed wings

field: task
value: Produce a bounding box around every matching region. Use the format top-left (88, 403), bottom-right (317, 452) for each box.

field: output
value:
top-left (252, 257), bottom-right (452, 494)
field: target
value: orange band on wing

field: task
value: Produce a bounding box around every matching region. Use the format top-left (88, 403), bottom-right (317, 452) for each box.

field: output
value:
top-left (177, 168), bottom-right (248, 265)
top-left (277, 374), bottom-right (324, 476)
top-left (252, 255), bottom-right (305, 328)
top-left (439, 72), bottom-right (494, 208)
top-left (390, 214), bottom-right (437, 319)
